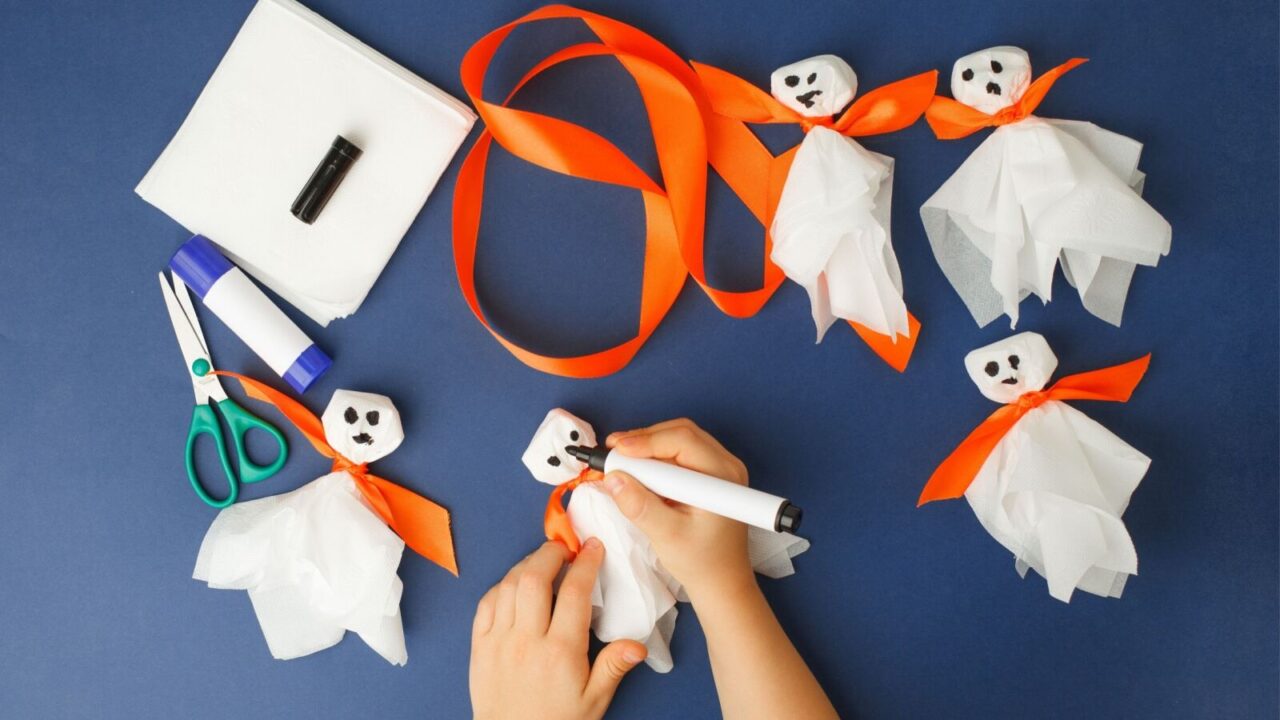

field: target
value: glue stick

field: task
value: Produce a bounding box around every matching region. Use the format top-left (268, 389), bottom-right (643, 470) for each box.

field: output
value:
top-left (169, 235), bottom-right (331, 393)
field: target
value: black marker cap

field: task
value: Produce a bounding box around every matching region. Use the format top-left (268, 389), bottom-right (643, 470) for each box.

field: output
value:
top-left (774, 502), bottom-right (803, 534)
top-left (291, 135), bottom-right (363, 224)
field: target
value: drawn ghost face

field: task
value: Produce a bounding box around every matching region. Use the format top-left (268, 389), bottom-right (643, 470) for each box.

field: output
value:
top-left (964, 332), bottom-right (1057, 404)
top-left (321, 390), bottom-right (404, 464)
top-left (522, 409), bottom-right (597, 486)
top-left (770, 55), bottom-right (858, 118)
top-left (951, 46), bottom-right (1032, 114)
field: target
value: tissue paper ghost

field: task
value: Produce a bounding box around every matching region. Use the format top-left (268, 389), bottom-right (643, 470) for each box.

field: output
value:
top-left (918, 333), bottom-right (1152, 602)
top-left (194, 374), bottom-right (457, 664)
top-left (921, 48), bottom-right (1171, 328)
top-left (690, 58), bottom-right (937, 370)
top-left (525, 410), bottom-right (809, 672)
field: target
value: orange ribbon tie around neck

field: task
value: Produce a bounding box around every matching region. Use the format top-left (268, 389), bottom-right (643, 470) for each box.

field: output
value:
top-left (543, 468), bottom-right (602, 556)
top-left (925, 58), bottom-right (1088, 140)
top-left (690, 61), bottom-right (938, 371)
top-left (916, 354), bottom-right (1150, 507)
top-left (211, 371), bottom-right (459, 576)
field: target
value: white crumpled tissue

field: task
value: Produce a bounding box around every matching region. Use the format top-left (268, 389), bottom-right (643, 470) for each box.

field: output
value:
top-left (768, 55), bottom-right (910, 341)
top-left (194, 390), bottom-right (412, 664)
top-left (137, 0), bottom-right (475, 325)
top-left (959, 332), bottom-right (1150, 602)
top-left (523, 409), bottom-right (809, 672)
top-left (921, 47), bottom-right (1171, 328)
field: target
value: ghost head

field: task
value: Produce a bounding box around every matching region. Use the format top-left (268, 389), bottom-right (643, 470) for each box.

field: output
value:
top-left (770, 55), bottom-right (858, 118)
top-left (950, 46), bottom-right (1032, 115)
top-left (321, 390), bottom-right (404, 464)
top-left (522, 409), bottom-right (596, 486)
top-left (964, 332), bottom-right (1057, 404)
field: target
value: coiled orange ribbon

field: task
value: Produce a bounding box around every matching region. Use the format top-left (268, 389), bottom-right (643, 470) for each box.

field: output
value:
top-left (543, 468), bottom-right (603, 556)
top-left (925, 58), bottom-right (1088, 140)
top-left (212, 371), bottom-right (459, 576)
top-left (917, 354), bottom-right (1150, 506)
top-left (454, 5), bottom-right (933, 376)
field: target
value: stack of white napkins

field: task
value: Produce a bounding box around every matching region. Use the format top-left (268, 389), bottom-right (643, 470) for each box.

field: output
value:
top-left (137, 0), bottom-right (475, 325)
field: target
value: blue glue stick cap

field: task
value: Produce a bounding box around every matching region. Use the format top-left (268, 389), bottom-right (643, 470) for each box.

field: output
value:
top-left (283, 344), bottom-right (332, 393)
top-left (169, 235), bottom-right (233, 298)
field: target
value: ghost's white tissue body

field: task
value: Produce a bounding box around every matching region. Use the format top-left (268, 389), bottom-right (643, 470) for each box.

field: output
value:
top-left (193, 471), bottom-right (409, 664)
top-left (964, 400), bottom-right (1150, 602)
top-left (922, 116), bottom-right (1171, 328)
top-left (770, 126), bottom-right (909, 340)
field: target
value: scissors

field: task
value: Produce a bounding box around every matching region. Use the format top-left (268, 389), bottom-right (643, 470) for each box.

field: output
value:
top-left (159, 271), bottom-right (288, 508)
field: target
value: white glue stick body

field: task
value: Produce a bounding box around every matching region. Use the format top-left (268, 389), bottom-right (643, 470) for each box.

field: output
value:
top-left (570, 446), bottom-right (802, 534)
top-left (169, 235), bottom-right (331, 393)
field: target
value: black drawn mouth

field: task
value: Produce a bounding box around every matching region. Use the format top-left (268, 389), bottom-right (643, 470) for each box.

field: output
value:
top-left (985, 82), bottom-right (1001, 96)
top-left (795, 89), bottom-right (823, 108)
top-left (352, 433), bottom-right (374, 445)
top-left (1001, 377), bottom-right (1019, 385)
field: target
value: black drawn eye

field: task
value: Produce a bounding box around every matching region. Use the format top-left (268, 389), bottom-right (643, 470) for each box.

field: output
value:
top-left (366, 411), bottom-right (380, 426)
top-left (785, 74), bottom-right (799, 87)
top-left (569, 430), bottom-right (579, 442)
top-left (991, 59), bottom-right (1003, 73)
top-left (547, 456), bottom-right (561, 467)
top-left (344, 407), bottom-right (358, 424)
top-left (961, 68), bottom-right (974, 82)
top-left (807, 72), bottom-right (817, 85)
top-left (1008, 355), bottom-right (1020, 369)
top-left (984, 361), bottom-right (999, 377)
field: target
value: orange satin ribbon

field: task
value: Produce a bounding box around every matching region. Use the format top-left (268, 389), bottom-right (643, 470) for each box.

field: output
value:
top-left (689, 62), bottom-right (938, 371)
top-left (543, 468), bottom-right (603, 556)
top-left (917, 354), bottom-right (1150, 506)
top-left (212, 371), bottom-right (459, 576)
top-left (925, 58), bottom-right (1088, 140)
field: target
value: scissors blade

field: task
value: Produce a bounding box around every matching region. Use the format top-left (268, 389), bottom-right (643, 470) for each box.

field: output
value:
top-left (158, 272), bottom-right (224, 403)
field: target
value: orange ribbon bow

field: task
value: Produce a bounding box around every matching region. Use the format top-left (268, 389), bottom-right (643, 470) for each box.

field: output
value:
top-left (212, 371), bottom-right (459, 576)
top-left (543, 468), bottom-right (603, 556)
top-left (689, 62), bottom-right (938, 370)
top-left (917, 354), bottom-right (1150, 507)
top-left (924, 58), bottom-right (1088, 140)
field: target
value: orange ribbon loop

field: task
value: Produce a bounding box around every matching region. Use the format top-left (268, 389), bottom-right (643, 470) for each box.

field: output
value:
top-left (211, 370), bottom-right (459, 576)
top-left (543, 468), bottom-right (602, 555)
top-left (925, 58), bottom-right (1088, 140)
top-left (917, 354), bottom-right (1150, 506)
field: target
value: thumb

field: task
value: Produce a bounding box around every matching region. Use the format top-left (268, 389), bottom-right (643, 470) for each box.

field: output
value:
top-left (602, 472), bottom-right (681, 541)
top-left (586, 639), bottom-right (647, 704)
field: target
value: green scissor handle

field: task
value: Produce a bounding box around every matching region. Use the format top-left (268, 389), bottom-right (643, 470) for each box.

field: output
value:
top-left (216, 397), bottom-right (288, 484)
top-left (185, 403), bottom-right (239, 509)
top-left (184, 400), bottom-right (289, 508)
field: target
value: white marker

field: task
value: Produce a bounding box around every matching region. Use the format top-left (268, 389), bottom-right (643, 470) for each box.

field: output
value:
top-left (567, 446), bottom-right (802, 534)
top-left (169, 235), bottom-right (331, 393)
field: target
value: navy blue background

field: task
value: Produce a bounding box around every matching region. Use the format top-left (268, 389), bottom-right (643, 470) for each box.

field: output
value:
top-left (1, 0), bottom-right (1276, 717)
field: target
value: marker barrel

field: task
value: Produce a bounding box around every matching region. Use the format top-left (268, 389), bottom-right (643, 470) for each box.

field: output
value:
top-left (169, 235), bottom-right (331, 393)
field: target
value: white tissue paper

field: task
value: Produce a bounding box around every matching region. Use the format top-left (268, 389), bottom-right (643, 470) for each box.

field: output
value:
top-left (193, 390), bottom-right (412, 664)
top-left (768, 56), bottom-right (909, 341)
top-left (962, 333), bottom-right (1149, 602)
top-left (524, 410), bottom-right (809, 672)
top-left (137, 0), bottom-right (475, 325)
top-left (921, 47), bottom-right (1171, 328)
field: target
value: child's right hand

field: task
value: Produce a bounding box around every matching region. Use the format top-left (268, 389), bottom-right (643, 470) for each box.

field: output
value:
top-left (601, 418), bottom-right (757, 604)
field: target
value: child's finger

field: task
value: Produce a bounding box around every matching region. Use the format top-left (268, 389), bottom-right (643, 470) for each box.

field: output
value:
top-left (603, 471), bottom-right (683, 540)
top-left (612, 426), bottom-right (746, 484)
top-left (549, 537), bottom-right (604, 641)
top-left (586, 639), bottom-right (647, 706)
top-left (513, 542), bottom-right (569, 635)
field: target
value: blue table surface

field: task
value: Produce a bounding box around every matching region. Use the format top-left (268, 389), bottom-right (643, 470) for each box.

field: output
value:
top-left (1, 0), bottom-right (1276, 717)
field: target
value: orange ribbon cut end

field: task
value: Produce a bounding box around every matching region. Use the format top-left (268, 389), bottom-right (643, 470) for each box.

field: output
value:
top-left (211, 371), bottom-right (460, 576)
top-left (925, 58), bottom-right (1088, 139)
top-left (916, 354), bottom-right (1150, 506)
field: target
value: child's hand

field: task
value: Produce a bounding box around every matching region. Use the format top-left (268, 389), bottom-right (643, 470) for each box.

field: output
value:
top-left (602, 419), bottom-right (756, 604)
top-left (470, 540), bottom-right (647, 720)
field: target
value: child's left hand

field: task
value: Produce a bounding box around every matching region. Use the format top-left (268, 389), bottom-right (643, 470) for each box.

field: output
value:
top-left (470, 539), bottom-right (648, 720)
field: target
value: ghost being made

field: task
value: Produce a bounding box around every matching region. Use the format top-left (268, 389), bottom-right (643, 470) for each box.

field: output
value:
top-left (920, 333), bottom-right (1152, 602)
top-left (768, 55), bottom-right (912, 342)
top-left (194, 388), bottom-right (453, 665)
top-left (523, 410), bottom-right (809, 672)
top-left (921, 47), bottom-right (1171, 328)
